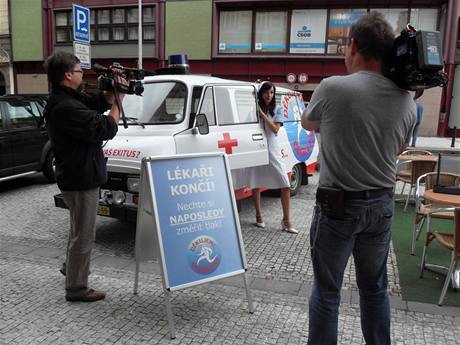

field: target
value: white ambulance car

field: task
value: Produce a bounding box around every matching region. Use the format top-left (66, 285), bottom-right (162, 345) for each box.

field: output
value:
top-left (54, 73), bottom-right (319, 222)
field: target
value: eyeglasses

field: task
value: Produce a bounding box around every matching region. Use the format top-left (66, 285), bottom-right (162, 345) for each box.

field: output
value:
top-left (71, 69), bottom-right (84, 74)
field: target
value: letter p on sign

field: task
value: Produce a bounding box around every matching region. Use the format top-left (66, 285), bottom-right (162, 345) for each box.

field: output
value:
top-left (77, 11), bottom-right (88, 32)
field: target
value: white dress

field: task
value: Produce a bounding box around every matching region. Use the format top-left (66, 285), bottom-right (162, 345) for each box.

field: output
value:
top-left (244, 105), bottom-right (290, 189)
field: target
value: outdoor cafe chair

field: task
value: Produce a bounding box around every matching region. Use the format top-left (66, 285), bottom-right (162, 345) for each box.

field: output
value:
top-left (420, 207), bottom-right (460, 306)
top-left (396, 149), bottom-right (433, 182)
top-left (396, 158), bottom-right (437, 211)
top-left (411, 172), bottom-right (460, 255)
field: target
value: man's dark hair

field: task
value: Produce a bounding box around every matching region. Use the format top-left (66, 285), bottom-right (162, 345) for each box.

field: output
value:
top-left (44, 51), bottom-right (80, 88)
top-left (349, 11), bottom-right (394, 64)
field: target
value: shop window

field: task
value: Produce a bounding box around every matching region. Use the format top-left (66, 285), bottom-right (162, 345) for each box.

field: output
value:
top-left (217, 6), bottom-right (441, 57)
top-left (327, 9), bottom-right (366, 55)
top-left (410, 8), bottom-right (438, 31)
top-left (372, 8), bottom-right (409, 35)
top-left (290, 9), bottom-right (327, 54)
top-left (254, 11), bottom-right (288, 53)
top-left (219, 11), bottom-right (252, 54)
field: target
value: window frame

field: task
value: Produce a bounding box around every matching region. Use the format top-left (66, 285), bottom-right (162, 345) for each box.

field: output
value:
top-left (216, 5), bottom-right (440, 58)
top-left (54, 6), bottom-right (156, 45)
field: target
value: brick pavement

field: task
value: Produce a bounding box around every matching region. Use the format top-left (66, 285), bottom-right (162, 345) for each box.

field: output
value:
top-left (1, 172), bottom-right (459, 344)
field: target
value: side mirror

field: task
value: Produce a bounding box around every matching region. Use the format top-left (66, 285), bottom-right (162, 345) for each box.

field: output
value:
top-left (195, 113), bottom-right (209, 135)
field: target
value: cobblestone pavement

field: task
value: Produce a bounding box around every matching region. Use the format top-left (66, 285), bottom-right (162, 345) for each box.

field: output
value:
top-left (1, 173), bottom-right (459, 345)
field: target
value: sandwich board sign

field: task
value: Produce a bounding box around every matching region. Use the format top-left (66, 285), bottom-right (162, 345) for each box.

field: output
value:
top-left (134, 153), bottom-right (254, 339)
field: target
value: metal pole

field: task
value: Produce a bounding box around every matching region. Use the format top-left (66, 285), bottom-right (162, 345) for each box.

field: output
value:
top-left (243, 273), bottom-right (255, 313)
top-left (133, 260), bottom-right (140, 294)
top-left (138, 0), bottom-right (143, 69)
top-left (163, 289), bottom-right (176, 339)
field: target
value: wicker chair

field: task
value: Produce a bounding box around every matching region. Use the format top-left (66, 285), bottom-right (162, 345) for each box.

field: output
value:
top-left (397, 159), bottom-right (437, 211)
top-left (420, 207), bottom-right (460, 306)
top-left (411, 172), bottom-right (460, 255)
top-left (396, 149), bottom-right (433, 182)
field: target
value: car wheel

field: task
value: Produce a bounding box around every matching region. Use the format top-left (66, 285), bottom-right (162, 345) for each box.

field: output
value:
top-left (290, 164), bottom-right (302, 196)
top-left (43, 151), bottom-right (56, 182)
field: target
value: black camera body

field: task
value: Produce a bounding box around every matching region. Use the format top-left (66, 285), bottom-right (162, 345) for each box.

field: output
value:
top-left (94, 62), bottom-right (145, 96)
top-left (387, 25), bottom-right (448, 92)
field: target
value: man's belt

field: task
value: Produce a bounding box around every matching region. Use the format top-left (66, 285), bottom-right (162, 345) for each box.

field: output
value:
top-left (344, 188), bottom-right (393, 200)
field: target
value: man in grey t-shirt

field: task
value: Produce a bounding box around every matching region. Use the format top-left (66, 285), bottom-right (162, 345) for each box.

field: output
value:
top-left (301, 12), bottom-right (415, 345)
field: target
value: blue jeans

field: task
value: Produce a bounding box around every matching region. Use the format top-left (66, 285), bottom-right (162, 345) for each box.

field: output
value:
top-left (307, 193), bottom-right (393, 345)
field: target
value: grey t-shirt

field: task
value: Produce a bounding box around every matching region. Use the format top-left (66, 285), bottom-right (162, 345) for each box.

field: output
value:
top-left (305, 71), bottom-right (416, 191)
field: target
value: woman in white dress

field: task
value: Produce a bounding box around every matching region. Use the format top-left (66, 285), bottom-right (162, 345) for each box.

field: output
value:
top-left (248, 81), bottom-right (298, 234)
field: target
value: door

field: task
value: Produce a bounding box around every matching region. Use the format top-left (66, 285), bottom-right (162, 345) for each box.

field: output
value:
top-left (0, 103), bottom-right (12, 176)
top-left (3, 99), bottom-right (47, 173)
top-left (175, 83), bottom-right (268, 170)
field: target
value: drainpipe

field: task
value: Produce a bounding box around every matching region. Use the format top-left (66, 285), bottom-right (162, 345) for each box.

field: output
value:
top-left (138, 0), bottom-right (142, 69)
top-left (438, 0), bottom-right (459, 136)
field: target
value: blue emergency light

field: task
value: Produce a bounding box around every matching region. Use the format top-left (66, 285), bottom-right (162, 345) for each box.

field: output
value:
top-left (168, 54), bottom-right (189, 68)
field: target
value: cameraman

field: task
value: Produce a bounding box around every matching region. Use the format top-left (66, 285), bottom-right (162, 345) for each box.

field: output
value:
top-left (43, 52), bottom-right (128, 302)
top-left (301, 12), bottom-right (415, 345)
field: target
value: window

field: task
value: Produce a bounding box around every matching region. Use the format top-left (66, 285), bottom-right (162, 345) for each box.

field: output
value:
top-left (410, 8), bottom-right (438, 31)
top-left (290, 9), bottom-right (327, 54)
top-left (372, 8), bottom-right (409, 35)
top-left (217, 6), bottom-right (441, 57)
top-left (234, 88), bottom-right (258, 123)
top-left (5, 101), bottom-right (37, 129)
top-left (198, 87), bottom-right (216, 126)
top-left (55, 11), bottom-right (72, 43)
top-left (215, 86), bottom-right (257, 125)
top-left (54, 6), bottom-right (155, 44)
top-left (219, 11), bottom-right (252, 53)
top-left (134, 82), bottom-right (186, 124)
top-left (254, 12), bottom-right (288, 53)
top-left (327, 9), bottom-right (367, 55)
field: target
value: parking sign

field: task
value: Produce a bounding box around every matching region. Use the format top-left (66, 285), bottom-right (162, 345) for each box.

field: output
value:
top-left (73, 4), bottom-right (90, 43)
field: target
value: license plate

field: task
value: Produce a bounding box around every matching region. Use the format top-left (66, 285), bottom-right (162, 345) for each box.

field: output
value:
top-left (97, 205), bottom-right (110, 216)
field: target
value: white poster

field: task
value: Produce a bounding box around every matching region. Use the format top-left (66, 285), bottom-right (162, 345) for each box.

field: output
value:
top-left (290, 9), bottom-right (327, 54)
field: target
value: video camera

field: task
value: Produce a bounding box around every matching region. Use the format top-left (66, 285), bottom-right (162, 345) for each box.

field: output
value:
top-left (93, 62), bottom-right (145, 96)
top-left (387, 25), bottom-right (448, 97)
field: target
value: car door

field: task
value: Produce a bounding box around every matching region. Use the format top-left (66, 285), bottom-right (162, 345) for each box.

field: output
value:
top-left (0, 102), bottom-right (12, 177)
top-left (4, 99), bottom-right (47, 173)
top-left (175, 83), bottom-right (268, 170)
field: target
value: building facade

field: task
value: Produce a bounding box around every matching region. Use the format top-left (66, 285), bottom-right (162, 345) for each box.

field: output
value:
top-left (0, 0), bottom-right (13, 95)
top-left (8, 0), bottom-right (460, 137)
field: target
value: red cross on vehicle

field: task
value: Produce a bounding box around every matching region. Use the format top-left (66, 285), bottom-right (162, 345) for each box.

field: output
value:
top-left (218, 132), bottom-right (238, 154)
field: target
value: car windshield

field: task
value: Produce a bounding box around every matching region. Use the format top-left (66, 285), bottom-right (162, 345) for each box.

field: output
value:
top-left (122, 81), bottom-right (187, 124)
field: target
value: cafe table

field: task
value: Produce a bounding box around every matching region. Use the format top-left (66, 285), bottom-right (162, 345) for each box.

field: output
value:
top-left (424, 189), bottom-right (460, 206)
top-left (423, 188), bottom-right (460, 289)
top-left (397, 154), bottom-right (439, 163)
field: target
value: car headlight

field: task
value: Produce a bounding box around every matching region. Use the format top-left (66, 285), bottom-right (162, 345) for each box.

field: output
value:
top-left (112, 190), bottom-right (126, 205)
top-left (127, 177), bottom-right (140, 193)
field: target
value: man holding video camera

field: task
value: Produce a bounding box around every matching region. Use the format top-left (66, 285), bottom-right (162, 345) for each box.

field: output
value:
top-left (301, 12), bottom-right (416, 345)
top-left (44, 51), bottom-right (128, 302)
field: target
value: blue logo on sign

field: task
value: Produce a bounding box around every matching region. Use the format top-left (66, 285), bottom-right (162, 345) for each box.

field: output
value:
top-left (187, 236), bottom-right (221, 275)
top-left (73, 4), bottom-right (90, 43)
top-left (297, 25), bottom-right (311, 38)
